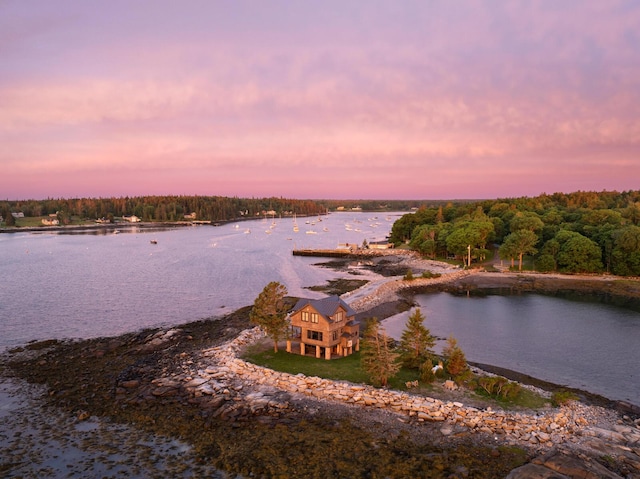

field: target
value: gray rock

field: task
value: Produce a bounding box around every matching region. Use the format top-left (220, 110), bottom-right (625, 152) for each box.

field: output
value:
top-left (505, 463), bottom-right (570, 478)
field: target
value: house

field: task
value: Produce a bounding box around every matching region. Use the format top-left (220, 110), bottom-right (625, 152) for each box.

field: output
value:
top-left (41, 218), bottom-right (59, 226)
top-left (287, 295), bottom-right (360, 360)
top-left (369, 241), bottom-right (394, 250)
top-left (122, 215), bottom-right (141, 223)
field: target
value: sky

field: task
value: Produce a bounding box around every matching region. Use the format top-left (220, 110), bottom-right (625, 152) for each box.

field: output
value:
top-left (1, 1), bottom-right (639, 201)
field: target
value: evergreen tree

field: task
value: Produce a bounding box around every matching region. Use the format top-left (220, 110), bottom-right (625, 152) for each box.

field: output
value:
top-left (398, 308), bottom-right (435, 369)
top-left (249, 282), bottom-right (289, 352)
top-left (360, 318), bottom-right (400, 387)
top-left (442, 335), bottom-right (468, 377)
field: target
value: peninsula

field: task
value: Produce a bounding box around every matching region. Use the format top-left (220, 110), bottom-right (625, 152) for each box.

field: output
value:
top-left (2, 250), bottom-right (640, 478)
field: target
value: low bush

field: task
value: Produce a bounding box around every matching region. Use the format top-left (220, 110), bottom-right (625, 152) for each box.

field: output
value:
top-left (477, 376), bottom-right (521, 399)
top-left (551, 390), bottom-right (579, 406)
top-left (421, 271), bottom-right (441, 279)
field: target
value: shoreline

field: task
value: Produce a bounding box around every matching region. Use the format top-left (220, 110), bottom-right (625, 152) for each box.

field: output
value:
top-left (2, 252), bottom-right (640, 477)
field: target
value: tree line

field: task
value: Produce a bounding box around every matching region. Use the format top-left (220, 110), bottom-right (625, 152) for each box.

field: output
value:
top-left (389, 190), bottom-right (640, 276)
top-left (0, 196), bottom-right (457, 226)
top-left (0, 195), bottom-right (327, 224)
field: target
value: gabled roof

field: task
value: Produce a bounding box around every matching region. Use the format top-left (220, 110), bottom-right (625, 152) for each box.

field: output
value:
top-left (291, 295), bottom-right (356, 319)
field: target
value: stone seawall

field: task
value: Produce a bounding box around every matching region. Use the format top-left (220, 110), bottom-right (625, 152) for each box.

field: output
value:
top-left (197, 328), bottom-right (585, 447)
top-left (150, 322), bottom-right (640, 477)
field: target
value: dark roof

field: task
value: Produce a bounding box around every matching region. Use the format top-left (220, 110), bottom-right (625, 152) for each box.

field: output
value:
top-left (291, 295), bottom-right (356, 319)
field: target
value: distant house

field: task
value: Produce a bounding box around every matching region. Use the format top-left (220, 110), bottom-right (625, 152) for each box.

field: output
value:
top-left (122, 215), bottom-right (141, 223)
top-left (369, 241), bottom-right (394, 250)
top-left (11, 212), bottom-right (24, 218)
top-left (287, 296), bottom-right (360, 360)
top-left (184, 212), bottom-right (197, 220)
top-left (41, 218), bottom-right (59, 226)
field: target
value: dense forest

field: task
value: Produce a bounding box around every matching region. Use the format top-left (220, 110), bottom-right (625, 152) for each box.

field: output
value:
top-left (388, 190), bottom-right (640, 277)
top-left (0, 196), bottom-right (454, 226)
top-left (0, 196), bottom-right (329, 225)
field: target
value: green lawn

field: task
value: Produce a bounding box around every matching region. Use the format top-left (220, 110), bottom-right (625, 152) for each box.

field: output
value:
top-left (242, 348), bottom-right (549, 409)
top-left (243, 349), bottom-right (422, 389)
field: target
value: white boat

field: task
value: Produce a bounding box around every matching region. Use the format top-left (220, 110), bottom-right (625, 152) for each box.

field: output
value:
top-left (306, 230), bottom-right (317, 235)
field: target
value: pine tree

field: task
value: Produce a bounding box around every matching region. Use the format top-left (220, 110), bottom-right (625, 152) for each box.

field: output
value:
top-left (398, 308), bottom-right (435, 369)
top-left (442, 335), bottom-right (468, 377)
top-left (360, 318), bottom-right (400, 387)
top-left (249, 282), bottom-right (289, 352)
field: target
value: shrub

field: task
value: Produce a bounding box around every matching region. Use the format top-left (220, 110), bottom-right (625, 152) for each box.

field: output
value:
top-left (421, 271), bottom-right (441, 279)
top-left (477, 376), bottom-right (521, 399)
top-left (403, 269), bottom-right (414, 280)
top-left (418, 358), bottom-right (443, 383)
top-left (442, 336), bottom-right (468, 376)
top-left (551, 390), bottom-right (579, 406)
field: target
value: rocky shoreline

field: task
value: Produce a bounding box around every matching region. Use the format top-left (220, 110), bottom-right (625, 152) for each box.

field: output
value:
top-left (2, 252), bottom-right (640, 477)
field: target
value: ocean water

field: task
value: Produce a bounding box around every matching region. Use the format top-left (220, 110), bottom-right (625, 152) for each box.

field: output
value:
top-left (1, 211), bottom-right (639, 405)
top-left (0, 212), bottom-right (396, 349)
top-left (383, 292), bottom-right (640, 405)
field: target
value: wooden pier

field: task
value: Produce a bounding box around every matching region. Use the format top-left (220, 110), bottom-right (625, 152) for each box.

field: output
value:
top-left (292, 249), bottom-right (355, 258)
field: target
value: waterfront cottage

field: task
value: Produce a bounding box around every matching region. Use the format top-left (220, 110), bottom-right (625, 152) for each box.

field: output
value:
top-left (287, 295), bottom-right (360, 359)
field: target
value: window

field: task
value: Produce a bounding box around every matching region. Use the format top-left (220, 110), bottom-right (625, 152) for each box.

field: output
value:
top-left (307, 330), bottom-right (323, 341)
top-left (311, 313), bottom-right (319, 323)
top-left (333, 311), bottom-right (343, 322)
top-left (301, 311), bottom-right (309, 322)
top-left (332, 330), bottom-right (339, 341)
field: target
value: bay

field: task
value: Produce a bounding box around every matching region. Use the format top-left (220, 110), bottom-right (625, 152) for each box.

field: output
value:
top-left (0, 212), bottom-right (395, 349)
top-left (382, 292), bottom-right (640, 406)
top-left (2, 211), bottom-right (640, 406)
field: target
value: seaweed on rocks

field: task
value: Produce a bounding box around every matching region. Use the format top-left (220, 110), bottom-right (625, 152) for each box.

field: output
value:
top-left (3, 306), bottom-right (531, 478)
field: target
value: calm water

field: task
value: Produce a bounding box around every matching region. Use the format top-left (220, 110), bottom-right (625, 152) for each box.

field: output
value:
top-left (383, 292), bottom-right (640, 405)
top-left (2, 212), bottom-right (639, 406)
top-left (0, 212), bottom-right (394, 349)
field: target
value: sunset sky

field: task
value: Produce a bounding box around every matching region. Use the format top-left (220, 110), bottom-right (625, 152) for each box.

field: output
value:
top-left (2, 1), bottom-right (639, 200)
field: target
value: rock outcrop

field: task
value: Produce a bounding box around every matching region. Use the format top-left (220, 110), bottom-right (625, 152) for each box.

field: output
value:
top-left (133, 326), bottom-right (640, 478)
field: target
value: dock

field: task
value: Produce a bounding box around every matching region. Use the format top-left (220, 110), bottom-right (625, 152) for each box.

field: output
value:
top-left (292, 247), bottom-right (396, 258)
top-left (292, 249), bottom-right (355, 258)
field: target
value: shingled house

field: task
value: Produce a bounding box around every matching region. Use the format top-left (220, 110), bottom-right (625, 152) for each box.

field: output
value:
top-left (286, 295), bottom-right (360, 360)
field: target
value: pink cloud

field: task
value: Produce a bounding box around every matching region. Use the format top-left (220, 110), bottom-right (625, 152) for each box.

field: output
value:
top-left (1, 1), bottom-right (639, 200)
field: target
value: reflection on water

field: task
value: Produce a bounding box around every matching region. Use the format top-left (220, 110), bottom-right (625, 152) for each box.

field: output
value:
top-left (383, 292), bottom-right (640, 405)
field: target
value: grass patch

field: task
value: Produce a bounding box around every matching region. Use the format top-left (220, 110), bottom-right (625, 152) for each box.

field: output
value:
top-left (478, 386), bottom-right (549, 409)
top-left (243, 349), bottom-right (370, 383)
top-left (242, 348), bottom-right (548, 409)
top-left (14, 216), bottom-right (47, 227)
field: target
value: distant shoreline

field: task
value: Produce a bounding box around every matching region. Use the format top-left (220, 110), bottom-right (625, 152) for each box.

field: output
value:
top-left (0, 213), bottom-right (328, 234)
top-left (0, 221), bottom-right (193, 234)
